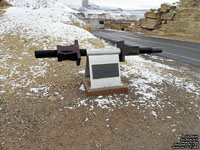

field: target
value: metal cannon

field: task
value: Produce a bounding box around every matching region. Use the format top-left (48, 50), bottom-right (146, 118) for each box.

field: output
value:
top-left (35, 40), bottom-right (162, 96)
top-left (35, 40), bottom-right (162, 66)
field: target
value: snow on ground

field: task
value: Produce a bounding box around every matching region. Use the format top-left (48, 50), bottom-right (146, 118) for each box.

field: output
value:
top-left (71, 55), bottom-right (200, 119)
top-left (0, 7), bottom-right (97, 49)
top-left (0, 2), bottom-right (103, 99)
top-left (7, 0), bottom-right (78, 13)
top-left (122, 56), bottom-right (200, 101)
top-left (0, 46), bottom-right (49, 95)
top-left (0, 1), bottom-right (199, 121)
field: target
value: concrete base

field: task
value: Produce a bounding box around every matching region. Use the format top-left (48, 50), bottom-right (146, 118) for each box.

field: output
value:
top-left (83, 78), bottom-right (128, 96)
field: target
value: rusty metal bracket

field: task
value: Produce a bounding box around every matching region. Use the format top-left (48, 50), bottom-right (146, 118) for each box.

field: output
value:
top-left (57, 40), bottom-right (81, 66)
top-left (117, 41), bottom-right (140, 62)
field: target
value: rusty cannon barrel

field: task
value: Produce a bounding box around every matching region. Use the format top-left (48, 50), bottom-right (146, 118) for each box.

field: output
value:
top-left (35, 50), bottom-right (58, 58)
top-left (35, 40), bottom-right (163, 65)
top-left (35, 40), bottom-right (86, 66)
top-left (35, 49), bottom-right (87, 58)
top-left (139, 47), bottom-right (162, 54)
top-left (117, 41), bottom-right (162, 62)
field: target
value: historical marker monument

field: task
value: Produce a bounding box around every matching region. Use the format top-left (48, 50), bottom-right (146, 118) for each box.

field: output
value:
top-left (35, 40), bottom-right (162, 96)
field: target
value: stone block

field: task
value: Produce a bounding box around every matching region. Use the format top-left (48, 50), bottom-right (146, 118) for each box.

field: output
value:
top-left (145, 12), bottom-right (162, 19)
top-left (134, 21), bottom-right (140, 27)
top-left (161, 13), bottom-right (176, 20)
top-left (140, 18), bottom-right (161, 30)
top-left (160, 4), bottom-right (171, 13)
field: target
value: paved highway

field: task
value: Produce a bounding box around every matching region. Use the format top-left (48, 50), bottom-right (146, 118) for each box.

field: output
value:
top-left (93, 30), bottom-right (200, 67)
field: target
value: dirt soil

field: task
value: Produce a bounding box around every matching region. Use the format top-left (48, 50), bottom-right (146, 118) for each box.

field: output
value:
top-left (0, 30), bottom-right (200, 150)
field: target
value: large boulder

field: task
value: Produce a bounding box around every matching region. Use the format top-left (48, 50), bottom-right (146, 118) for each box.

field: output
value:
top-left (134, 21), bottom-right (140, 27)
top-left (160, 4), bottom-right (171, 13)
top-left (134, 2), bottom-right (200, 39)
top-left (144, 11), bottom-right (162, 19)
top-left (161, 13), bottom-right (176, 20)
top-left (140, 18), bottom-right (161, 30)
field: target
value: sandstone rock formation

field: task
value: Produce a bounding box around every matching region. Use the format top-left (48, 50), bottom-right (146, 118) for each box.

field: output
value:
top-left (135, 4), bottom-right (177, 30)
top-left (134, 3), bottom-right (200, 39)
top-left (139, 18), bottom-right (161, 30)
top-left (159, 9), bottom-right (200, 37)
top-left (179, 0), bottom-right (200, 8)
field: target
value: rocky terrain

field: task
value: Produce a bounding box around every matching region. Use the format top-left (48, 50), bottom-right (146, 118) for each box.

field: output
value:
top-left (179, 0), bottom-right (200, 8)
top-left (134, 2), bottom-right (200, 42)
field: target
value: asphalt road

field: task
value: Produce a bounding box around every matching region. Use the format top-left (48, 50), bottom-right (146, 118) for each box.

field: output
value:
top-left (93, 30), bottom-right (200, 67)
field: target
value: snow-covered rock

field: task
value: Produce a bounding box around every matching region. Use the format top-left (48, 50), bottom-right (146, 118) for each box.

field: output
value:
top-left (7, 0), bottom-right (78, 13)
top-left (0, 0), bottom-right (103, 49)
top-left (0, 7), bottom-right (94, 43)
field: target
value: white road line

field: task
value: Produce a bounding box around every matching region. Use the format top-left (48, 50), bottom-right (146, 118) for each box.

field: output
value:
top-left (113, 34), bottom-right (200, 51)
top-left (97, 32), bottom-right (200, 63)
top-left (163, 52), bottom-right (200, 62)
top-left (107, 34), bottom-right (200, 62)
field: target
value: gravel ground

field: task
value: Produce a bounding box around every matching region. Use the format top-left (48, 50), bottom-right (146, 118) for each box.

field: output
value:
top-left (0, 31), bottom-right (200, 150)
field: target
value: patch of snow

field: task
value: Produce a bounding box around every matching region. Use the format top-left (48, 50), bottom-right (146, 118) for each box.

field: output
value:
top-left (64, 54), bottom-right (199, 118)
top-left (0, 91), bottom-right (6, 94)
top-left (167, 116), bottom-right (172, 119)
top-left (30, 87), bottom-right (48, 93)
top-left (78, 99), bottom-right (88, 107)
top-left (172, 129), bottom-right (176, 132)
top-left (95, 98), bottom-right (114, 110)
top-left (121, 56), bottom-right (200, 108)
top-left (78, 70), bottom-right (85, 74)
top-left (8, 0), bottom-right (78, 13)
top-left (54, 92), bottom-right (64, 100)
top-left (150, 55), bottom-right (174, 62)
top-left (0, 54), bottom-right (12, 64)
top-left (0, 75), bottom-right (7, 80)
top-left (79, 84), bottom-right (85, 91)
top-left (106, 118), bottom-right (109, 121)
top-left (29, 63), bottom-right (49, 78)
top-left (151, 111), bottom-right (158, 119)
top-left (98, 96), bottom-right (103, 99)
top-left (171, 124), bottom-right (176, 127)
top-left (75, 96), bottom-right (127, 111)
top-left (0, 7), bottom-right (97, 49)
top-left (85, 117), bottom-right (89, 122)
top-left (64, 107), bottom-right (75, 110)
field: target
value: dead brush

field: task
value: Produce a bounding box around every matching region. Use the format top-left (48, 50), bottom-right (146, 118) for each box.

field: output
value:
top-left (0, 0), bottom-right (12, 8)
top-left (73, 22), bottom-right (93, 33)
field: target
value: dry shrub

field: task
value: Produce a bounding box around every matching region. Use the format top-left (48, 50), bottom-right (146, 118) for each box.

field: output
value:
top-left (73, 22), bottom-right (81, 27)
top-left (73, 22), bottom-right (93, 33)
top-left (0, 10), bottom-right (5, 16)
top-left (81, 38), bottom-right (104, 49)
top-left (0, 0), bottom-right (12, 8)
top-left (82, 24), bottom-right (92, 33)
